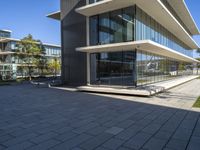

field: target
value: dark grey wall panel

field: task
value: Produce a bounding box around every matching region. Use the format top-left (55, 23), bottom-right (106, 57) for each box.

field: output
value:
top-left (61, 0), bottom-right (87, 85)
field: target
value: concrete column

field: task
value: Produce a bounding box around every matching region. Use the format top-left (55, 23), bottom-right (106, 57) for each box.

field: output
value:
top-left (86, 16), bottom-right (90, 85)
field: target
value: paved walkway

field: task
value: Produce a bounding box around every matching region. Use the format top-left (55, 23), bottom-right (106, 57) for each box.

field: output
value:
top-left (98, 79), bottom-right (200, 111)
top-left (0, 80), bottom-right (200, 150)
top-left (78, 75), bottom-right (199, 96)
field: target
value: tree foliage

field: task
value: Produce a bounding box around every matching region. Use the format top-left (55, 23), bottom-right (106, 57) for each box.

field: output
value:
top-left (34, 41), bottom-right (48, 76)
top-left (15, 34), bottom-right (43, 80)
top-left (14, 34), bottom-right (61, 80)
top-left (48, 58), bottom-right (61, 77)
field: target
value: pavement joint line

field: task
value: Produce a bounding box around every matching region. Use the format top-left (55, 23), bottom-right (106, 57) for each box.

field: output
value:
top-left (185, 113), bottom-right (200, 150)
top-left (161, 110), bottom-right (190, 149)
top-left (136, 109), bottom-right (180, 149)
top-left (122, 108), bottom-right (178, 149)
top-left (121, 107), bottom-right (175, 149)
top-left (0, 81), bottom-right (200, 149)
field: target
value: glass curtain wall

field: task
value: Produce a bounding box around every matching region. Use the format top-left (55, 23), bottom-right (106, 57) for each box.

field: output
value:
top-left (136, 50), bottom-right (193, 86)
top-left (89, 0), bottom-right (102, 4)
top-left (89, 6), bottom-right (135, 45)
top-left (90, 5), bottom-right (193, 57)
top-left (137, 50), bottom-right (178, 85)
top-left (90, 51), bottom-right (137, 86)
top-left (89, 5), bottom-right (194, 87)
top-left (135, 6), bottom-right (193, 57)
top-left (90, 50), bottom-right (193, 87)
top-left (0, 31), bottom-right (11, 38)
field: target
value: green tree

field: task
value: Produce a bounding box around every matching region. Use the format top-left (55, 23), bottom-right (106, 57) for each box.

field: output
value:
top-left (17, 66), bottom-right (24, 78)
top-left (15, 34), bottom-right (42, 80)
top-left (196, 58), bottom-right (200, 75)
top-left (178, 63), bottom-right (185, 71)
top-left (13, 52), bottom-right (26, 78)
top-left (34, 41), bottom-right (48, 76)
top-left (196, 48), bottom-right (200, 74)
top-left (48, 58), bottom-right (61, 78)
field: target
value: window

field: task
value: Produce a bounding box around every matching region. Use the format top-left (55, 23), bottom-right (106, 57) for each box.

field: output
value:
top-left (90, 16), bottom-right (98, 45)
top-left (89, 0), bottom-right (102, 4)
top-left (110, 10), bottom-right (123, 43)
top-left (90, 51), bottom-right (137, 86)
top-left (122, 7), bottom-right (134, 41)
top-left (135, 6), bottom-right (192, 57)
top-left (89, 6), bottom-right (135, 45)
top-left (99, 13), bottom-right (110, 44)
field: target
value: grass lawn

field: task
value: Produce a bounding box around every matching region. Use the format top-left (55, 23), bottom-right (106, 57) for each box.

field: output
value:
top-left (193, 96), bottom-right (200, 108)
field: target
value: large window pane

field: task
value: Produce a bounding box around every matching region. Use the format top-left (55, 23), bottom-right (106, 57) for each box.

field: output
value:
top-left (110, 10), bottom-right (123, 43)
top-left (89, 0), bottom-right (102, 4)
top-left (99, 13), bottom-right (110, 44)
top-left (90, 16), bottom-right (98, 45)
top-left (122, 7), bottom-right (134, 41)
top-left (135, 6), bottom-right (192, 57)
top-left (123, 51), bottom-right (136, 85)
top-left (89, 6), bottom-right (136, 45)
top-left (90, 51), bottom-right (137, 86)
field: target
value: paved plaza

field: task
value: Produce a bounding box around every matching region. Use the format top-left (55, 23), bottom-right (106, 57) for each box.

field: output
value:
top-left (0, 80), bottom-right (200, 150)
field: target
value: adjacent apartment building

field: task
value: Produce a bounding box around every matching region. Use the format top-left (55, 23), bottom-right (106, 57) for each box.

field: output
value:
top-left (48, 0), bottom-right (199, 87)
top-left (0, 29), bottom-right (61, 80)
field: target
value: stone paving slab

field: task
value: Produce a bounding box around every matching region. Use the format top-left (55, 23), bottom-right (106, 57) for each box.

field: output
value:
top-left (0, 80), bottom-right (200, 150)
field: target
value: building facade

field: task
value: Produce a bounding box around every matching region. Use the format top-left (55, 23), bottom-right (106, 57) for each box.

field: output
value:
top-left (0, 29), bottom-right (61, 80)
top-left (48, 0), bottom-right (199, 86)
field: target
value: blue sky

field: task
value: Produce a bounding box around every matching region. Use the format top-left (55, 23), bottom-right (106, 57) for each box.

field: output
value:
top-left (0, 0), bottom-right (199, 57)
top-left (0, 0), bottom-right (60, 45)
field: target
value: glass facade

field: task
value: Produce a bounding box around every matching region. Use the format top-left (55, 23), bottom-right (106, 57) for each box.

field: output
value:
top-left (44, 45), bottom-right (61, 56)
top-left (89, 0), bottom-right (102, 4)
top-left (135, 6), bottom-right (193, 57)
top-left (136, 50), bottom-right (193, 86)
top-left (0, 30), bottom-right (11, 38)
top-left (0, 64), bottom-right (16, 80)
top-left (90, 51), bottom-right (137, 86)
top-left (90, 6), bottom-right (193, 57)
top-left (0, 40), bottom-right (61, 80)
top-left (90, 6), bottom-right (135, 45)
top-left (90, 50), bottom-right (193, 87)
top-left (89, 5), bottom-right (194, 87)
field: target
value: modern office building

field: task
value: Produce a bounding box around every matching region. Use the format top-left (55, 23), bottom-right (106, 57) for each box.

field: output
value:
top-left (48, 0), bottom-right (199, 87)
top-left (0, 29), bottom-right (61, 80)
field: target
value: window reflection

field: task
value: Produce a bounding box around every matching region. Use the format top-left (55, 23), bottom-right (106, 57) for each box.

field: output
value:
top-left (90, 50), bottom-right (194, 87)
top-left (90, 51), bottom-right (137, 86)
top-left (89, 0), bottom-right (102, 4)
top-left (90, 6), bottom-right (135, 45)
top-left (136, 50), bottom-right (193, 86)
top-left (89, 5), bottom-right (192, 57)
top-left (99, 13), bottom-right (110, 44)
top-left (135, 6), bottom-right (193, 57)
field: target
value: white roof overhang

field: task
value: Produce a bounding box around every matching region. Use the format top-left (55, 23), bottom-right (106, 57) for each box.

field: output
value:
top-left (76, 0), bottom-right (199, 49)
top-left (0, 29), bottom-right (12, 33)
top-left (46, 11), bottom-right (61, 20)
top-left (0, 38), bottom-right (19, 43)
top-left (167, 0), bottom-right (200, 35)
top-left (0, 52), bottom-right (15, 55)
top-left (0, 38), bottom-right (61, 48)
top-left (76, 40), bottom-right (199, 63)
